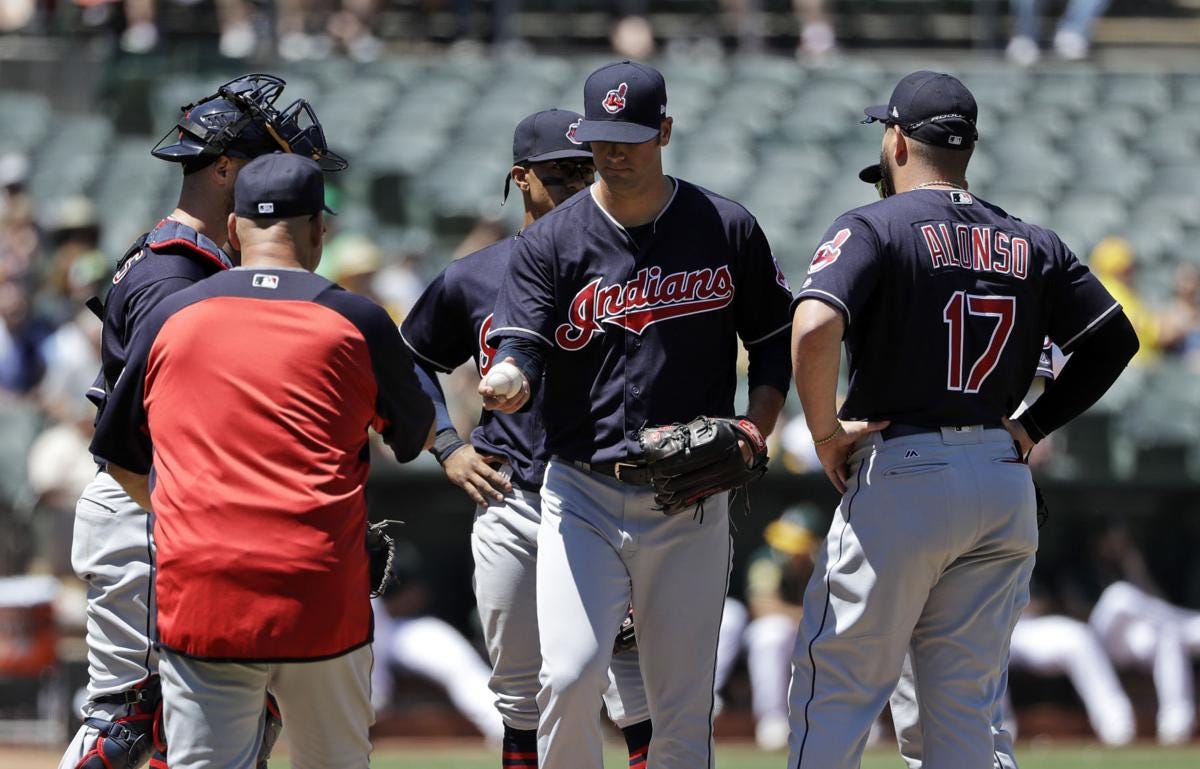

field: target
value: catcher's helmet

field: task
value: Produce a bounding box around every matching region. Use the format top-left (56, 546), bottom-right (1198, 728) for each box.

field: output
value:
top-left (152, 73), bottom-right (348, 172)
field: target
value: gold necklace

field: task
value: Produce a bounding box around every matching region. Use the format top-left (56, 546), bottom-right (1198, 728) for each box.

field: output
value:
top-left (912, 180), bottom-right (966, 191)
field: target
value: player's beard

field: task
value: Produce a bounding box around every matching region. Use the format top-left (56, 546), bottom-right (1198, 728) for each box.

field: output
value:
top-left (875, 152), bottom-right (896, 199)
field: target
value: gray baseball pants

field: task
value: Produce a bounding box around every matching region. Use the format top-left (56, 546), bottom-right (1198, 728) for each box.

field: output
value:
top-left (471, 473), bottom-right (649, 733)
top-left (59, 470), bottom-right (158, 769)
top-left (535, 459), bottom-right (730, 769)
top-left (788, 427), bottom-right (1038, 769)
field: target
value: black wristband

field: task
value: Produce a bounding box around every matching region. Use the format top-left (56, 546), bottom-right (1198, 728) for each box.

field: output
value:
top-left (430, 429), bottom-right (467, 465)
top-left (1017, 412), bottom-right (1046, 444)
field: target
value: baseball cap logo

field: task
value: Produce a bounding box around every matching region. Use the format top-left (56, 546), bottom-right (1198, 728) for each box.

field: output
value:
top-left (602, 83), bottom-right (628, 115)
top-left (891, 106), bottom-right (900, 119)
top-left (565, 120), bottom-right (582, 145)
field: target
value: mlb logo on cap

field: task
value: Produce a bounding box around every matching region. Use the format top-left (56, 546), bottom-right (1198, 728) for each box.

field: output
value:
top-left (575, 61), bottom-right (668, 144)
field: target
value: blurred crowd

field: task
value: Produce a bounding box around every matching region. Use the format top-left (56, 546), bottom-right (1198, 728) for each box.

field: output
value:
top-left (0, 0), bottom-right (1127, 64)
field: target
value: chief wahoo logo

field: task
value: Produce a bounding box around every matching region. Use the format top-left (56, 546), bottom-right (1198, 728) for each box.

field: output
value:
top-left (565, 120), bottom-right (582, 145)
top-left (603, 83), bottom-right (628, 114)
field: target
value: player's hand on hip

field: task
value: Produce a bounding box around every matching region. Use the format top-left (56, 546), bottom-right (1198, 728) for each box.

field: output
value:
top-left (815, 420), bottom-right (890, 494)
top-left (442, 444), bottom-right (512, 505)
top-left (1002, 416), bottom-right (1035, 461)
top-left (478, 357), bottom-right (531, 414)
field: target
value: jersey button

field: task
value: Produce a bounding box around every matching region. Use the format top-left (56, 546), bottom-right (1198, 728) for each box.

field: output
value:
top-left (631, 385), bottom-right (641, 396)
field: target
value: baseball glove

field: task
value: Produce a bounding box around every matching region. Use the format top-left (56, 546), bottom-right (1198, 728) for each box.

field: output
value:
top-left (366, 520), bottom-right (401, 598)
top-left (638, 416), bottom-right (768, 515)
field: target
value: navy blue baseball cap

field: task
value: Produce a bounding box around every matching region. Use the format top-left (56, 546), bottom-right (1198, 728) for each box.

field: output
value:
top-left (234, 152), bottom-right (335, 219)
top-left (862, 71), bottom-right (979, 150)
top-left (574, 61), bottom-right (667, 144)
top-left (505, 109), bottom-right (593, 201)
top-left (513, 109), bottom-right (592, 165)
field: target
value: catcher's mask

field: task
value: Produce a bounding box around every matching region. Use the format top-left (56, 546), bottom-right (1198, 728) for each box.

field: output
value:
top-left (152, 74), bottom-right (347, 173)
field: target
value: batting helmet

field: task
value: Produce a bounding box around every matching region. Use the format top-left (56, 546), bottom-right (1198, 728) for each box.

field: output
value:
top-left (151, 73), bottom-right (347, 172)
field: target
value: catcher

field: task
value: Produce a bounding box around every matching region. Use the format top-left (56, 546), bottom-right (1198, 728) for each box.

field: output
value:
top-left (481, 60), bottom-right (792, 769)
top-left (60, 74), bottom-right (345, 769)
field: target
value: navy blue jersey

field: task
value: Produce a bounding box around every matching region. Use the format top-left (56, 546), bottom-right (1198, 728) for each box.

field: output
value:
top-left (87, 219), bottom-right (232, 463)
top-left (489, 180), bottom-right (794, 464)
top-left (796, 189), bottom-right (1118, 426)
top-left (400, 237), bottom-right (548, 490)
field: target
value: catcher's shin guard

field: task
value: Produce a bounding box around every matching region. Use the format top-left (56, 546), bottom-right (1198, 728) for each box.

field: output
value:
top-left (256, 693), bottom-right (283, 768)
top-left (74, 676), bottom-right (166, 769)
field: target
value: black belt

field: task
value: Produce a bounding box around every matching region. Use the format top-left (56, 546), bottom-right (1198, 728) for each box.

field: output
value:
top-left (881, 423), bottom-right (1003, 441)
top-left (571, 460), bottom-right (654, 486)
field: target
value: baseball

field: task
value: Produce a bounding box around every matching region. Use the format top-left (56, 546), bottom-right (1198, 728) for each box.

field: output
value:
top-left (484, 361), bottom-right (525, 398)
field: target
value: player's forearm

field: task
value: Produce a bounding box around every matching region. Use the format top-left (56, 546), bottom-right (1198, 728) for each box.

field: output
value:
top-left (495, 337), bottom-right (547, 384)
top-left (108, 464), bottom-right (153, 511)
top-left (1018, 312), bottom-right (1138, 442)
top-left (413, 361), bottom-right (457, 436)
top-left (792, 299), bottom-right (845, 438)
top-left (745, 386), bottom-right (785, 438)
top-left (746, 332), bottom-right (792, 398)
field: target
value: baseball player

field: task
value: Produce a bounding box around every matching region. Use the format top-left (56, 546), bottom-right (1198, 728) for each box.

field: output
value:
top-left (370, 559), bottom-right (504, 744)
top-left (60, 74), bottom-right (345, 769)
top-left (89, 152), bottom-right (435, 768)
top-left (400, 108), bottom-right (653, 769)
top-left (1088, 539), bottom-right (1197, 743)
top-left (742, 506), bottom-right (820, 751)
top-left (481, 61), bottom-right (794, 769)
top-left (889, 345), bottom-right (1136, 767)
top-left (787, 70), bottom-right (1139, 769)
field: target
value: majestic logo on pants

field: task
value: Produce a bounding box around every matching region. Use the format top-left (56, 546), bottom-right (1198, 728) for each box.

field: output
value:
top-left (555, 266), bottom-right (734, 350)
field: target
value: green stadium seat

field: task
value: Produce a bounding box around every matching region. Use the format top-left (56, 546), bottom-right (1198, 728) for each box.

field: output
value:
top-left (0, 92), bottom-right (52, 156)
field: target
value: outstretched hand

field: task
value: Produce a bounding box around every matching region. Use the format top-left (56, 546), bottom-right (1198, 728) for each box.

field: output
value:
top-left (814, 420), bottom-right (890, 494)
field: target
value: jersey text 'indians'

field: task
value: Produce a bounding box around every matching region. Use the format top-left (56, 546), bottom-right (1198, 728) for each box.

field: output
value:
top-left (555, 265), bottom-right (735, 349)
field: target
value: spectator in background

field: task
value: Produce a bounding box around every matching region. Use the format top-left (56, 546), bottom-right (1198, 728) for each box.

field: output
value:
top-left (37, 197), bottom-right (105, 325)
top-left (277, 0), bottom-right (383, 61)
top-left (0, 279), bottom-right (51, 395)
top-left (1162, 263), bottom-right (1200, 366)
top-left (116, 0), bottom-right (257, 55)
top-left (1089, 236), bottom-right (1171, 366)
top-left (1007, 0), bottom-right (1110, 65)
top-left (374, 250), bottom-right (427, 324)
top-left (794, 0), bottom-right (836, 59)
top-left (325, 233), bottom-right (384, 303)
top-left (0, 154), bottom-right (37, 284)
top-left (371, 542), bottom-right (504, 744)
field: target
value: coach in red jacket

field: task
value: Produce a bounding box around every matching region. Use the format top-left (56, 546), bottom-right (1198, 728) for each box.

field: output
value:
top-left (92, 152), bottom-right (435, 769)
